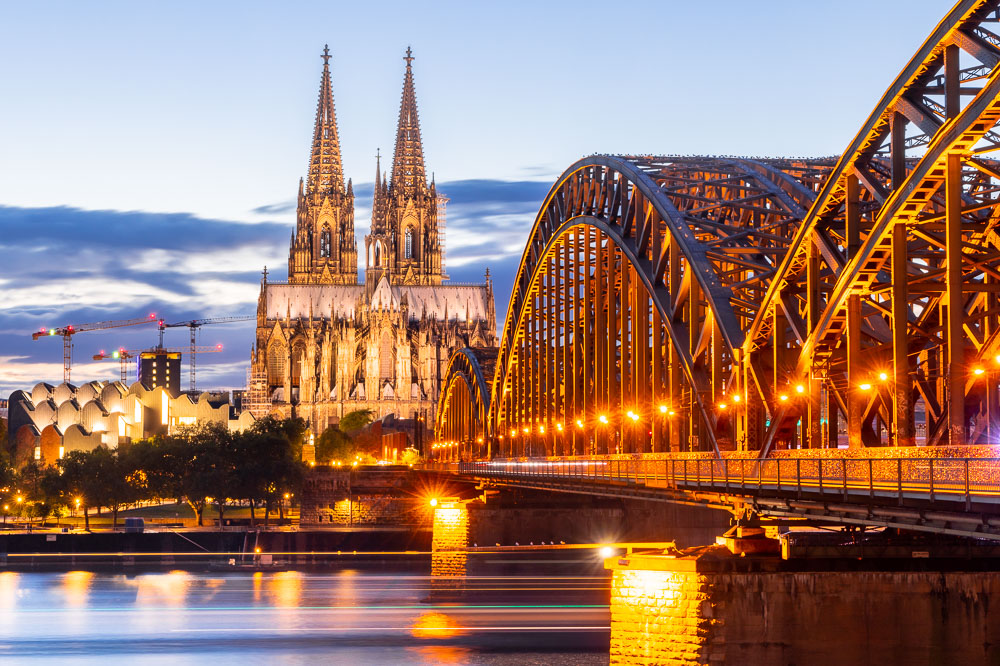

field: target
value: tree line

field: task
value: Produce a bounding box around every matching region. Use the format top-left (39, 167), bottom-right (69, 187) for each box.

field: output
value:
top-left (1, 416), bottom-right (306, 528)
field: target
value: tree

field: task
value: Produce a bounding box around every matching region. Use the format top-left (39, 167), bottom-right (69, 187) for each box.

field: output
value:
top-left (315, 426), bottom-right (354, 463)
top-left (339, 409), bottom-right (375, 433)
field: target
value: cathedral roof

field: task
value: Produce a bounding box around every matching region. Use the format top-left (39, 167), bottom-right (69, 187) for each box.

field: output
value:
top-left (263, 280), bottom-right (492, 323)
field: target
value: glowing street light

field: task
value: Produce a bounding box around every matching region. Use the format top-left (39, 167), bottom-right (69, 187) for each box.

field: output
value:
top-left (575, 419), bottom-right (584, 429)
top-left (878, 372), bottom-right (888, 381)
top-left (795, 384), bottom-right (805, 394)
top-left (974, 367), bottom-right (985, 376)
top-left (732, 394), bottom-right (741, 403)
top-left (598, 414), bottom-right (609, 425)
top-left (779, 394), bottom-right (788, 402)
top-left (859, 383), bottom-right (872, 391)
top-left (626, 410), bottom-right (639, 422)
top-left (429, 498), bottom-right (439, 508)
top-left (658, 404), bottom-right (668, 414)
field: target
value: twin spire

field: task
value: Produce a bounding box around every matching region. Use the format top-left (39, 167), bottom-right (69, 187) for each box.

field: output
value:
top-left (390, 46), bottom-right (426, 195)
top-left (306, 45), bottom-right (344, 194)
top-left (306, 45), bottom-right (426, 197)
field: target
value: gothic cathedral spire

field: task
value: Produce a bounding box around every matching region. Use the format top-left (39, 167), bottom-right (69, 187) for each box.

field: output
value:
top-left (364, 46), bottom-right (443, 286)
top-left (390, 47), bottom-right (426, 195)
top-left (289, 45), bottom-right (357, 285)
top-left (307, 45), bottom-right (345, 194)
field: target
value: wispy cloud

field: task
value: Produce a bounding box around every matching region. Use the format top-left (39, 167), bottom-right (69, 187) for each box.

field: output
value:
top-left (0, 178), bottom-right (548, 395)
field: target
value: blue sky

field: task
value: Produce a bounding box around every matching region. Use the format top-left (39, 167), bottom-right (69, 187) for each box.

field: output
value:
top-left (0, 0), bottom-right (949, 394)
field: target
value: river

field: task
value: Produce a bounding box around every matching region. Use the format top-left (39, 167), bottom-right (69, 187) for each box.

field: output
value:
top-left (0, 563), bottom-right (611, 664)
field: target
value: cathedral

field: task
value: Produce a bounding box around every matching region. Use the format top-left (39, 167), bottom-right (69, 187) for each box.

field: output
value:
top-left (248, 47), bottom-right (497, 435)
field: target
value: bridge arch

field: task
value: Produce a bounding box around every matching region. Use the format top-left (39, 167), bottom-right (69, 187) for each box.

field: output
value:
top-left (433, 347), bottom-right (496, 460)
top-left (436, 0), bottom-right (1000, 460)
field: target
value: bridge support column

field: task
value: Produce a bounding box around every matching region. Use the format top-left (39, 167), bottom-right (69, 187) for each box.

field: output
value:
top-left (946, 152), bottom-right (966, 445)
top-left (846, 174), bottom-right (863, 449)
top-left (431, 499), bottom-right (469, 597)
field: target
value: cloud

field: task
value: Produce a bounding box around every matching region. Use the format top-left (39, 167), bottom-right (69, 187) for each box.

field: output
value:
top-left (0, 178), bottom-right (551, 395)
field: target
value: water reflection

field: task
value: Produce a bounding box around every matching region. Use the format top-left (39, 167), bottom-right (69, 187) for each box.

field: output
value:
top-left (410, 611), bottom-right (466, 638)
top-left (0, 568), bottom-right (610, 664)
top-left (0, 571), bottom-right (20, 610)
top-left (61, 571), bottom-right (93, 608)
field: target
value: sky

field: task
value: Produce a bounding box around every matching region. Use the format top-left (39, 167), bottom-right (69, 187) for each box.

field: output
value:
top-left (0, 0), bottom-right (950, 395)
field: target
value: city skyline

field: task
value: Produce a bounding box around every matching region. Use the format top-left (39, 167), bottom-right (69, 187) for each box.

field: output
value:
top-left (0, 0), bottom-right (947, 394)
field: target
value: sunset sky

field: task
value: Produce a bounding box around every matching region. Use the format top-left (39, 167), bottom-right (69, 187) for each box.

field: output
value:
top-left (0, 0), bottom-right (947, 394)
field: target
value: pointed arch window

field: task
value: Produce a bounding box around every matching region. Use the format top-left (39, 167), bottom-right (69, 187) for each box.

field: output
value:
top-left (380, 331), bottom-right (395, 379)
top-left (404, 228), bottom-right (413, 259)
top-left (267, 345), bottom-right (286, 386)
top-left (320, 227), bottom-right (331, 258)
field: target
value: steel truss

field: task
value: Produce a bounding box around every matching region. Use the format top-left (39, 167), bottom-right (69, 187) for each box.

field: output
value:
top-left (436, 0), bottom-right (1000, 463)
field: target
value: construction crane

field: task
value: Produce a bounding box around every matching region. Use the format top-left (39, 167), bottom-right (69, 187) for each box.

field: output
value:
top-left (32, 314), bottom-right (159, 383)
top-left (93, 344), bottom-right (224, 386)
top-left (158, 315), bottom-right (253, 392)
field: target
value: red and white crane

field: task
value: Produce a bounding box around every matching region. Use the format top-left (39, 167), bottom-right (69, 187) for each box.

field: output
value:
top-left (32, 314), bottom-right (159, 383)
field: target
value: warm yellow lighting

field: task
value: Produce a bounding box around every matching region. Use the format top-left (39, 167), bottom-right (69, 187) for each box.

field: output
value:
top-left (75, 498), bottom-right (81, 507)
top-left (576, 419), bottom-right (584, 428)
top-left (859, 383), bottom-right (872, 391)
top-left (1, 505), bottom-right (7, 512)
top-left (795, 384), bottom-right (805, 394)
top-left (668, 410), bottom-right (676, 417)
top-left (522, 427), bottom-right (529, 434)
top-left (598, 414), bottom-right (609, 425)
top-left (556, 423), bottom-right (563, 432)
top-left (352, 461), bottom-right (358, 467)
top-left (510, 429), bottom-right (517, 437)
top-left (779, 394), bottom-right (788, 402)
top-left (476, 437), bottom-right (483, 444)
top-left (718, 403), bottom-right (727, 409)
top-left (539, 425), bottom-right (545, 434)
top-left (429, 498), bottom-right (439, 508)
top-left (974, 367), bottom-right (985, 376)
top-left (658, 404), bottom-right (668, 414)
top-left (732, 394), bottom-right (741, 403)
top-left (309, 461), bottom-right (316, 467)
top-left (878, 372), bottom-right (888, 381)
top-left (284, 493), bottom-right (290, 499)
top-left (995, 354), bottom-right (1000, 364)
top-left (626, 410), bottom-right (639, 422)
top-left (15, 496), bottom-right (22, 504)
top-left (599, 546), bottom-right (615, 559)
top-left (254, 547), bottom-right (261, 554)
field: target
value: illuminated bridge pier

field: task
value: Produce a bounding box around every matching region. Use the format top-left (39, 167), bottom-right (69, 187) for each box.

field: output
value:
top-left (430, 1), bottom-right (1000, 661)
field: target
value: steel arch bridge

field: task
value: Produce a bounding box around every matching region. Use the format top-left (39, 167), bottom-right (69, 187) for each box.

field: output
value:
top-left (436, 0), bottom-right (1000, 470)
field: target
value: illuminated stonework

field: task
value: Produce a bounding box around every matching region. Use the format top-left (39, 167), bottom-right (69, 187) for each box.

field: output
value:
top-left (431, 501), bottom-right (468, 580)
top-left (606, 550), bottom-right (722, 665)
top-left (250, 48), bottom-right (496, 432)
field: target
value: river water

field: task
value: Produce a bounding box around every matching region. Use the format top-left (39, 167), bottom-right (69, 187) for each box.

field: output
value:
top-left (0, 563), bottom-right (610, 664)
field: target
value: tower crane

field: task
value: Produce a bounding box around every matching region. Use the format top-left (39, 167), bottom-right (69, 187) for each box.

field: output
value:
top-left (157, 316), bottom-right (253, 392)
top-left (32, 314), bottom-right (159, 383)
top-left (93, 344), bottom-right (224, 386)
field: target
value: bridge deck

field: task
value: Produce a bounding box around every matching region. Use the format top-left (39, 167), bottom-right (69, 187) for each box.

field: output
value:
top-left (425, 456), bottom-right (1000, 541)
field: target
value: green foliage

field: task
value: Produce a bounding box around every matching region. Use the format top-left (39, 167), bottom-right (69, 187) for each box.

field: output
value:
top-left (4, 416), bottom-right (309, 529)
top-left (339, 409), bottom-right (375, 433)
top-left (315, 426), bottom-right (354, 463)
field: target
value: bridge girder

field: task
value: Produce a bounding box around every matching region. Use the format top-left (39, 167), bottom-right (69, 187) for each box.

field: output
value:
top-left (436, 0), bottom-right (1000, 460)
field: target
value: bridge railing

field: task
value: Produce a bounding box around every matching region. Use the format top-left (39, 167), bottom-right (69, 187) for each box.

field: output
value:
top-left (434, 457), bottom-right (1000, 508)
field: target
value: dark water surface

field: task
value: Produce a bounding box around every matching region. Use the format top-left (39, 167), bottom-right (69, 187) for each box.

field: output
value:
top-left (0, 564), bottom-right (611, 665)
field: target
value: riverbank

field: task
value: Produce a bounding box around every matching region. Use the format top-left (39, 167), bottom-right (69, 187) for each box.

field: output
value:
top-left (0, 528), bottom-right (433, 569)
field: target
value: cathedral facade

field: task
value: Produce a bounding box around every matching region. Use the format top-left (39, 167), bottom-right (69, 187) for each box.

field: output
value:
top-left (249, 47), bottom-right (497, 435)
